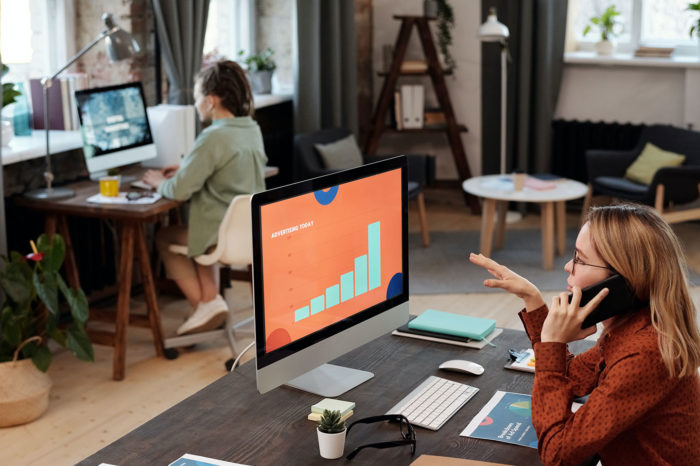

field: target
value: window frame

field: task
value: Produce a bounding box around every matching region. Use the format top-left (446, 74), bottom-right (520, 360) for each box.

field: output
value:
top-left (571, 0), bottom-right (699, 57)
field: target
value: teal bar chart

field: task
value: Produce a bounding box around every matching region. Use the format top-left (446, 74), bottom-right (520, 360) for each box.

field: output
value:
top-left (294, 221), bottom-right (381, 323)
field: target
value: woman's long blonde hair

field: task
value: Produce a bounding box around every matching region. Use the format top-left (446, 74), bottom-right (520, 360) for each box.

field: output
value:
top-left (588, 204), bottom-right (700, 378)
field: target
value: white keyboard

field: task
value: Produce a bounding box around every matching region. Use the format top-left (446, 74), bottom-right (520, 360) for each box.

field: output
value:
top-left (130, 180), bottom-right (153, 190)
top-left (386, 375), bottom-right (479, 431)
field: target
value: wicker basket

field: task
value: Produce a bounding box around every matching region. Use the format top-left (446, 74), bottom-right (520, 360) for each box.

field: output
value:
top-left (0, 338), bottom-right (52, 427)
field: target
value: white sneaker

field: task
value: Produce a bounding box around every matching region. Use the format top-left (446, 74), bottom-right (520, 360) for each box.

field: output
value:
top-left (176, 294), bottom-right (229, 335)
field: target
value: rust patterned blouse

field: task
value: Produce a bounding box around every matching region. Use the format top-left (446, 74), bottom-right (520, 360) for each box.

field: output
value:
top-left (519, 306), bottom-right (700, 466)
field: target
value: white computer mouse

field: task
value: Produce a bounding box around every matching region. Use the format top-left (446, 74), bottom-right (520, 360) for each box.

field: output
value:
top-left (439, 359), bottom-right (485, 375)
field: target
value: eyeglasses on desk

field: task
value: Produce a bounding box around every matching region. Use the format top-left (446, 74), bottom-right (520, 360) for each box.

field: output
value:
top-left (345, 414), bottom-right (416, 460)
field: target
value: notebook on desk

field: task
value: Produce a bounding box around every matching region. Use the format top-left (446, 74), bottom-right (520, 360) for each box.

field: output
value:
top-left (408, 309), bottom-right (496, 340)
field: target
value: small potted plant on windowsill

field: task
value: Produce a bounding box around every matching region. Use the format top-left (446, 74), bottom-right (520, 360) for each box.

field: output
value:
top-left (238, 48), bottom-right (276, 95)
top-left (0, 234), bottom-right (94, 427)
top-left (583, 5), bottom-right (622, 56)
top-left (317, 409), bottom-right (347, 459)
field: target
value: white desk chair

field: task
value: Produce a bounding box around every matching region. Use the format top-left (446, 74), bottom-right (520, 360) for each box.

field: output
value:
top-left (162, 194), bottom-right (255, 361)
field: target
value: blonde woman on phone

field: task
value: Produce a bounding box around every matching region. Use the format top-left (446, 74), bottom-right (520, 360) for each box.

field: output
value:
top-left (471, 204), bottom-right (700, 465)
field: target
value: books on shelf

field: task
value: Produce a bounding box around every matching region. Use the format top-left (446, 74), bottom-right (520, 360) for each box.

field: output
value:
top-left (634, 46), bottom-right (674, 58)
top-left (29, 72), bottom-right (89, 131)
top-left (424, 108), bottom-right (446, 127)
top-left (399, 84), bottom-right (424, 129)
top-left (401, 60), bottom-right (428, 72)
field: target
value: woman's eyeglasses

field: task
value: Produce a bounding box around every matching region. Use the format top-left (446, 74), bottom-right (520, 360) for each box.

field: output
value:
top-left (572, 250), bottom-right (615, 275)
top-left (345, 414), bottom-right (416, 460)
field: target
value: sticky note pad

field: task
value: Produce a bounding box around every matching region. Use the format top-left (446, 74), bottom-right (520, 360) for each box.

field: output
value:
top-left (311, 398), bottom-right (355, 415)
top-left (408, 309), bottom-right (496, 340)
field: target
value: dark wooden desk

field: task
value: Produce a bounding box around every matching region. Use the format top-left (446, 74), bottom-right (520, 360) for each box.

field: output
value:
top-left (80, 328), bottom-right (594, 465)
top-left (16, 177), bottom-right (181, 381)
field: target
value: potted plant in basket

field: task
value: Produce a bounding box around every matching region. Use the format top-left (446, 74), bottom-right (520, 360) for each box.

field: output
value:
top-left (583, 5), bottom-right (622, 56)
top-left (317, 409), bottom-right (347, 459)
top-left (238, 48), bottom-right (276, 94)
top-left (0, 234), bottom-right (94, 427)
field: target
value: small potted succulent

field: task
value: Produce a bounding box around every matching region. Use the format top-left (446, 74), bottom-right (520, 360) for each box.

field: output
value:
top-left (583, 5), bottom-right (622, 56)
top-left (0, 234), bottom-right (94, 426)
top-left (316, 409), bottom-right (347, 459)
top-left (238, 48), bottom-right (276, 94)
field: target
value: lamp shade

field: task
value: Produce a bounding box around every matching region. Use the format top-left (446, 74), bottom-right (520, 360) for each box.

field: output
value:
top-left (477, 7), bottom-right (509, 42)
top-left (102, 13), bottom-right (140, 62)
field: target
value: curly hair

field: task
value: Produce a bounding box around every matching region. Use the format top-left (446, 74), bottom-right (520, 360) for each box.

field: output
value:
top-left (196, 59), bottom-right (254, 117)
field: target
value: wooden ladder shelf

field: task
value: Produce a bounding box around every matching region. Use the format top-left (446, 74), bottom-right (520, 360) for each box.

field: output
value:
top-left (364, 15), bottom-right (480, 213)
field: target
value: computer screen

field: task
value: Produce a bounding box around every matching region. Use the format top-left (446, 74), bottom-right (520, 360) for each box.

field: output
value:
top-left (75, 82), bottom-right (156, 178)
top-left (252, 156), bottom-right (409, 396)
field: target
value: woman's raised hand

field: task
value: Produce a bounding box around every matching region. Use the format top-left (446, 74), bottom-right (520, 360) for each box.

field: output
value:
top-left (469, 253), bottom-right (545, 311)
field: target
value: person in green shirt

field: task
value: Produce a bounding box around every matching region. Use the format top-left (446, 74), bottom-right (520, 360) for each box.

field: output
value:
top-left (142, 60), bottom-right (267, 335)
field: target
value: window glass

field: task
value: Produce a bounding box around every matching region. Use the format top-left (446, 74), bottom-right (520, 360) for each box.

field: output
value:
top-left (1, 0), bottom-right (34, 64)
top-left (640, 0), bottom-right (697, 45)
top-left (572, 0), bottom-right (633, 43)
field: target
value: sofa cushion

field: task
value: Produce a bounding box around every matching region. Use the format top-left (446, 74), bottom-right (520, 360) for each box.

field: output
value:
top-left (314, 134), bottom-right (364, 170)
top-left (624, 142), bottom-right (685, 185)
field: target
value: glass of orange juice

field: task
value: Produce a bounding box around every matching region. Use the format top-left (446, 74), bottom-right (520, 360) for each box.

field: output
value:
top-left (99, 176), bottom-right (120, 197)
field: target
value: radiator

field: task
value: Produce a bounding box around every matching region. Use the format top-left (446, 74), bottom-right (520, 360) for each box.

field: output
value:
top-left (551, 120), bottom-right (645, 182)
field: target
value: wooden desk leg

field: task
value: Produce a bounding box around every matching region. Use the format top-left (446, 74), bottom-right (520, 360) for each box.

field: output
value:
top-left (134, 223), bottom-right (165, 358)
top-left (480, 198), bottom-right (496, 258)
top-left (555, 201), bottom-right (566, 256)
top-left (57, 215), bottom-right (81, 289)
top-left (114, 223), bottom-right (135, 381)
top-left (541, 202), bottom-right (555, 270)
top-left (494, 200), bottom-right (507, 250)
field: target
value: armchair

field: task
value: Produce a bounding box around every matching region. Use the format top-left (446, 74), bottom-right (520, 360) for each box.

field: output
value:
top-left (582, 124), bottom-right (700, 223)
top-left (294, 128), bottom-right (436, 246)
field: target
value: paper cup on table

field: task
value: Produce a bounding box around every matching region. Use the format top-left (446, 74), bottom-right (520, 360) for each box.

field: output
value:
top-left (99, 176), bottom-right (120, 197)
top-left (513, 172), bottom-right (526, 191)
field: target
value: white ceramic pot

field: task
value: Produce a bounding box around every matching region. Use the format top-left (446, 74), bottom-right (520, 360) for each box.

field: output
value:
top-left (317, 427), bottom-right (346, 459)
top-left (595, 40), bottom-right (614, 56)
top-left (248, 70), bottom-right (273, 94)
top-left (0, 358), bottom-right (52, 427)
top-left (1, 120), bottom-right (14, 147)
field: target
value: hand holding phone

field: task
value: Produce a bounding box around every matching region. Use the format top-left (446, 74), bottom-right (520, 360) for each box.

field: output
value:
top-left (570, 274), bottom-right (648, 328)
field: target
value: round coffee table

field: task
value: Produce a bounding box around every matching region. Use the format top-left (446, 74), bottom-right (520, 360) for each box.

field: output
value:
top-left (462, 175), bottom-right (589, 270)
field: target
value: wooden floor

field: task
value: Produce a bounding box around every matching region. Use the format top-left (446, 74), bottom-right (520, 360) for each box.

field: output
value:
top-left (3, 188), bottom-right (700, 465)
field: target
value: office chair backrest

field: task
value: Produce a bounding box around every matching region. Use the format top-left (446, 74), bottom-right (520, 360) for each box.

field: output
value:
top-left (217, 194), bottom-right (253, 266)
top-left (641, 125), bottom-right (700, 165)
top-left (194, 194), bottom-right (253, 267)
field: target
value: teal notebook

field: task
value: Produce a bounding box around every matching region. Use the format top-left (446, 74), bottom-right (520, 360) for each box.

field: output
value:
top-left (408, 309), bottom-right (496, 340)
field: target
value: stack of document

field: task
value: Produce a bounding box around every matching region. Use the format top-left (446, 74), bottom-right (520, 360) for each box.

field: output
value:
top-left (307, 398), bottom-right (355, 423)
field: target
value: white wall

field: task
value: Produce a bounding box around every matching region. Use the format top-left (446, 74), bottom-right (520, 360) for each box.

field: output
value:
top-left (372, 0), bottom-right (482, 179)
top-left (555, 63), bottom-right (700, 130)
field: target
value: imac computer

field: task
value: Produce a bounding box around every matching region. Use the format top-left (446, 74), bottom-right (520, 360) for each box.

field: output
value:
top-left (251, 156), bottom-right (409, 397)
top-left (75, 82), bottom-right (157, 179)
top-left (144, 104), bottom-right (196, 169)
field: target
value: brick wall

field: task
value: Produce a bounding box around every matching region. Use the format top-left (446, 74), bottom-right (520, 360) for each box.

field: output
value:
top-left (74, 0), bottom-right (159, 106)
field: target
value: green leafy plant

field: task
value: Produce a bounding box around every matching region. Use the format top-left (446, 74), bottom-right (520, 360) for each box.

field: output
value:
top-left (317, 409), bottom-right (345, 434)
top-left (436, 0), bottom-right (456, 70)
top-left (583, 5), bottom-right (622, 41)
top-left (0, 234), bottom-right (94, 371)
top-left (237, 48), bottom-right (276, 72)
top-left (2, 64), bottom-right (21, 108)
top-left (689, 2), bottom-right (700, 38)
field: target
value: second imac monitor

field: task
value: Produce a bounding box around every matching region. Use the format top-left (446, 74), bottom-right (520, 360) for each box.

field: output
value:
top-left (75, 82), bottom-right (156, 178)
top-left (252, 156), bottom-right (409, 397)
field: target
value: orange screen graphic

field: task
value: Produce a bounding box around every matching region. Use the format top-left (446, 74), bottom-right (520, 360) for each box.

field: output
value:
top-left (259, 168), bottom-right (403, 353)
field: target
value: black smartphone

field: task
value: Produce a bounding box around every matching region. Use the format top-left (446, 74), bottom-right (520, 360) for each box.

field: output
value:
top-left (569, 274), bottom-right (648, 328)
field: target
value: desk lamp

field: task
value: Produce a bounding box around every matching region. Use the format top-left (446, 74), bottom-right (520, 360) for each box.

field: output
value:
top-left (25, 13), bottom-right (140, 200)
